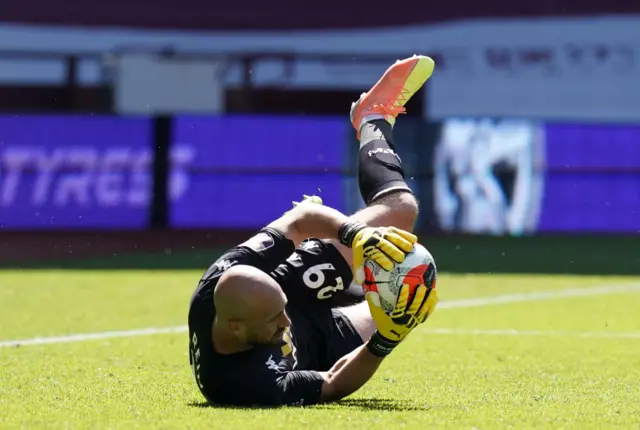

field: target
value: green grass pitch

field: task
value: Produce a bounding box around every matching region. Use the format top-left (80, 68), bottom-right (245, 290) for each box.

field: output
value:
top-left (1, 270), bottom-right (639, 429)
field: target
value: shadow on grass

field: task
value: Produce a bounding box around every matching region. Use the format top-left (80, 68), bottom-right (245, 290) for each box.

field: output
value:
top-left (187, 401), bottom-right (284, 410)
top-left (187, 397), bottom-right (429, 411)
top-left (324, 397), bottom-right (430, 411)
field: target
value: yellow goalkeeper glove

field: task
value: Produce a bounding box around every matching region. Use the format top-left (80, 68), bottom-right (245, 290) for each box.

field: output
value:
top-left (284, 194), bottom-right (323, 216)
top-left (365, 283), bottom-right (438, 357)
top-left (292, 194), bottom-right (323, 208)
top-left (338, 220), bottom-right (417, 285)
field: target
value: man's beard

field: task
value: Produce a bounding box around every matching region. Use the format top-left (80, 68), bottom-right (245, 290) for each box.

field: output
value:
top-left (247, 328), bottom-right (285, 346)
top-left (270, 328), bottom-right (286, 344)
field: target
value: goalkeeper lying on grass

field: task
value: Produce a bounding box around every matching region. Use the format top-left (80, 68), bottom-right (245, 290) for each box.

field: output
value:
top-left (188, 55), bottom-right (438, 407)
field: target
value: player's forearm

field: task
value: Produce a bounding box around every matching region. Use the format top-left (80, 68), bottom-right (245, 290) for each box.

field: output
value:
top-left (270, 203), bottom-right (351, 246)
top-left (319, 344), bottom-right (384, 403)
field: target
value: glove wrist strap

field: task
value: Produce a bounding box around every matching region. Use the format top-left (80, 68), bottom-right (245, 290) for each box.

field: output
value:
top-left (338, 220), bottom-right (367, 248)
top-left (366, 331), bottom-right (399, 358)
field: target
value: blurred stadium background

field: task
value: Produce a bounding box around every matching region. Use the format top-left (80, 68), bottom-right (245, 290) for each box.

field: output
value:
top-left (1, 2), bottom-right (640, 428)
top-left (0, 1), bottom-right (638, 272)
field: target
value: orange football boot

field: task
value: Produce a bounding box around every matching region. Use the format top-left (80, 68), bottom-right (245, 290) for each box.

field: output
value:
top-left (350, 55), bottom-right (435, 138)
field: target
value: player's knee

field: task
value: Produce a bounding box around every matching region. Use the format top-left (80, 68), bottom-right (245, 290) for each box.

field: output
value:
top-left (400, 192), bottom-right (419, 220)
top-left (380, 191), bottom-right (419, 230)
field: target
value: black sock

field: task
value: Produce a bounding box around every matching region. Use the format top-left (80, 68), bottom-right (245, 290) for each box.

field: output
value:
top-left (358, 120), bottom-right (412, 205)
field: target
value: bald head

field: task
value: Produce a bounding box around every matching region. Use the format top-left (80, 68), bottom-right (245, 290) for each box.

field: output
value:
top-left (214, 265), bottom-right (285, 322)
top-left (213, 265), bottom-right (291, 347)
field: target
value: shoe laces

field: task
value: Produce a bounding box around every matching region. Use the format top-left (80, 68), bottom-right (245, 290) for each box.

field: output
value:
top-left (370, 103), bottom-right (406, 117)
top-left (369, 88), bottom-right (411, 117)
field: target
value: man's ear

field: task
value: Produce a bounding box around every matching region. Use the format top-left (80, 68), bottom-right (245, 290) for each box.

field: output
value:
top-left (227, 320), bottom-right (245, 337)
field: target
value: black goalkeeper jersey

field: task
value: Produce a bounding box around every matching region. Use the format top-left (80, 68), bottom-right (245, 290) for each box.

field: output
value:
top-left (188, 227), bottom-right (357, 407)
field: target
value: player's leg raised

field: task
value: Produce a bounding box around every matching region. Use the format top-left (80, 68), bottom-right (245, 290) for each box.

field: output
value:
top-left (333, 55), bottom-right (435, 342)
top-left (330, 55), bottom-right (434, 265)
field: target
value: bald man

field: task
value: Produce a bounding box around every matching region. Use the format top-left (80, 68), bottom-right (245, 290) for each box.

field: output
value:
top-left (188, 55), bottom-right (438, 407)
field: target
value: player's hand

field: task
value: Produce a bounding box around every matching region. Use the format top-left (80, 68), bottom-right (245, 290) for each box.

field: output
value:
top-left (338, 221), bottom-right (417, 285)
top-left (365, 284), bottom-right (438, 357)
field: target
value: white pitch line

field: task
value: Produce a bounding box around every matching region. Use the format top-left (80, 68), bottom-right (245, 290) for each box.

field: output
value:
top-left (426, 328), bottom-right (640, 339)
top-left (0, 326), bottom-right (188, 348)
top-left (1, 283), bottom-right (639, 349)
top-left (436, 283), bottom-right (640, 309)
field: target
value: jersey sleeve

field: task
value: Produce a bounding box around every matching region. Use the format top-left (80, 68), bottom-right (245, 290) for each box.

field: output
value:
top-left (199, 227), bottom-right (296, 284)
top-left (220, 350), bottom-right (326, 407)
top-left (267, 369), bottom-right (326, 406)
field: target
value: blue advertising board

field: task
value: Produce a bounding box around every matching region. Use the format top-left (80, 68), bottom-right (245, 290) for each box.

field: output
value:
top-left (169, 115), bottom-right (349, 228)
top-left (0, 116), bottom-right (153, 229)
top-left (430, 118), bottom-right (640, 234)
top-left (539, 123), bottom-right (640, 232)
top-left (1, 115), bottom-right (637, 233)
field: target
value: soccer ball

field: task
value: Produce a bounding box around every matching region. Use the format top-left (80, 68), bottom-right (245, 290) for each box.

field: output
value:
top-left (363, 243), bottom-right (437, 314)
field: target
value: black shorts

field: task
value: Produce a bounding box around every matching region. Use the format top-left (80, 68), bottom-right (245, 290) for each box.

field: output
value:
top-left (287, 305), bottom-right (364, 371)
top-left (272, 238), bottom-right (366, 371)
